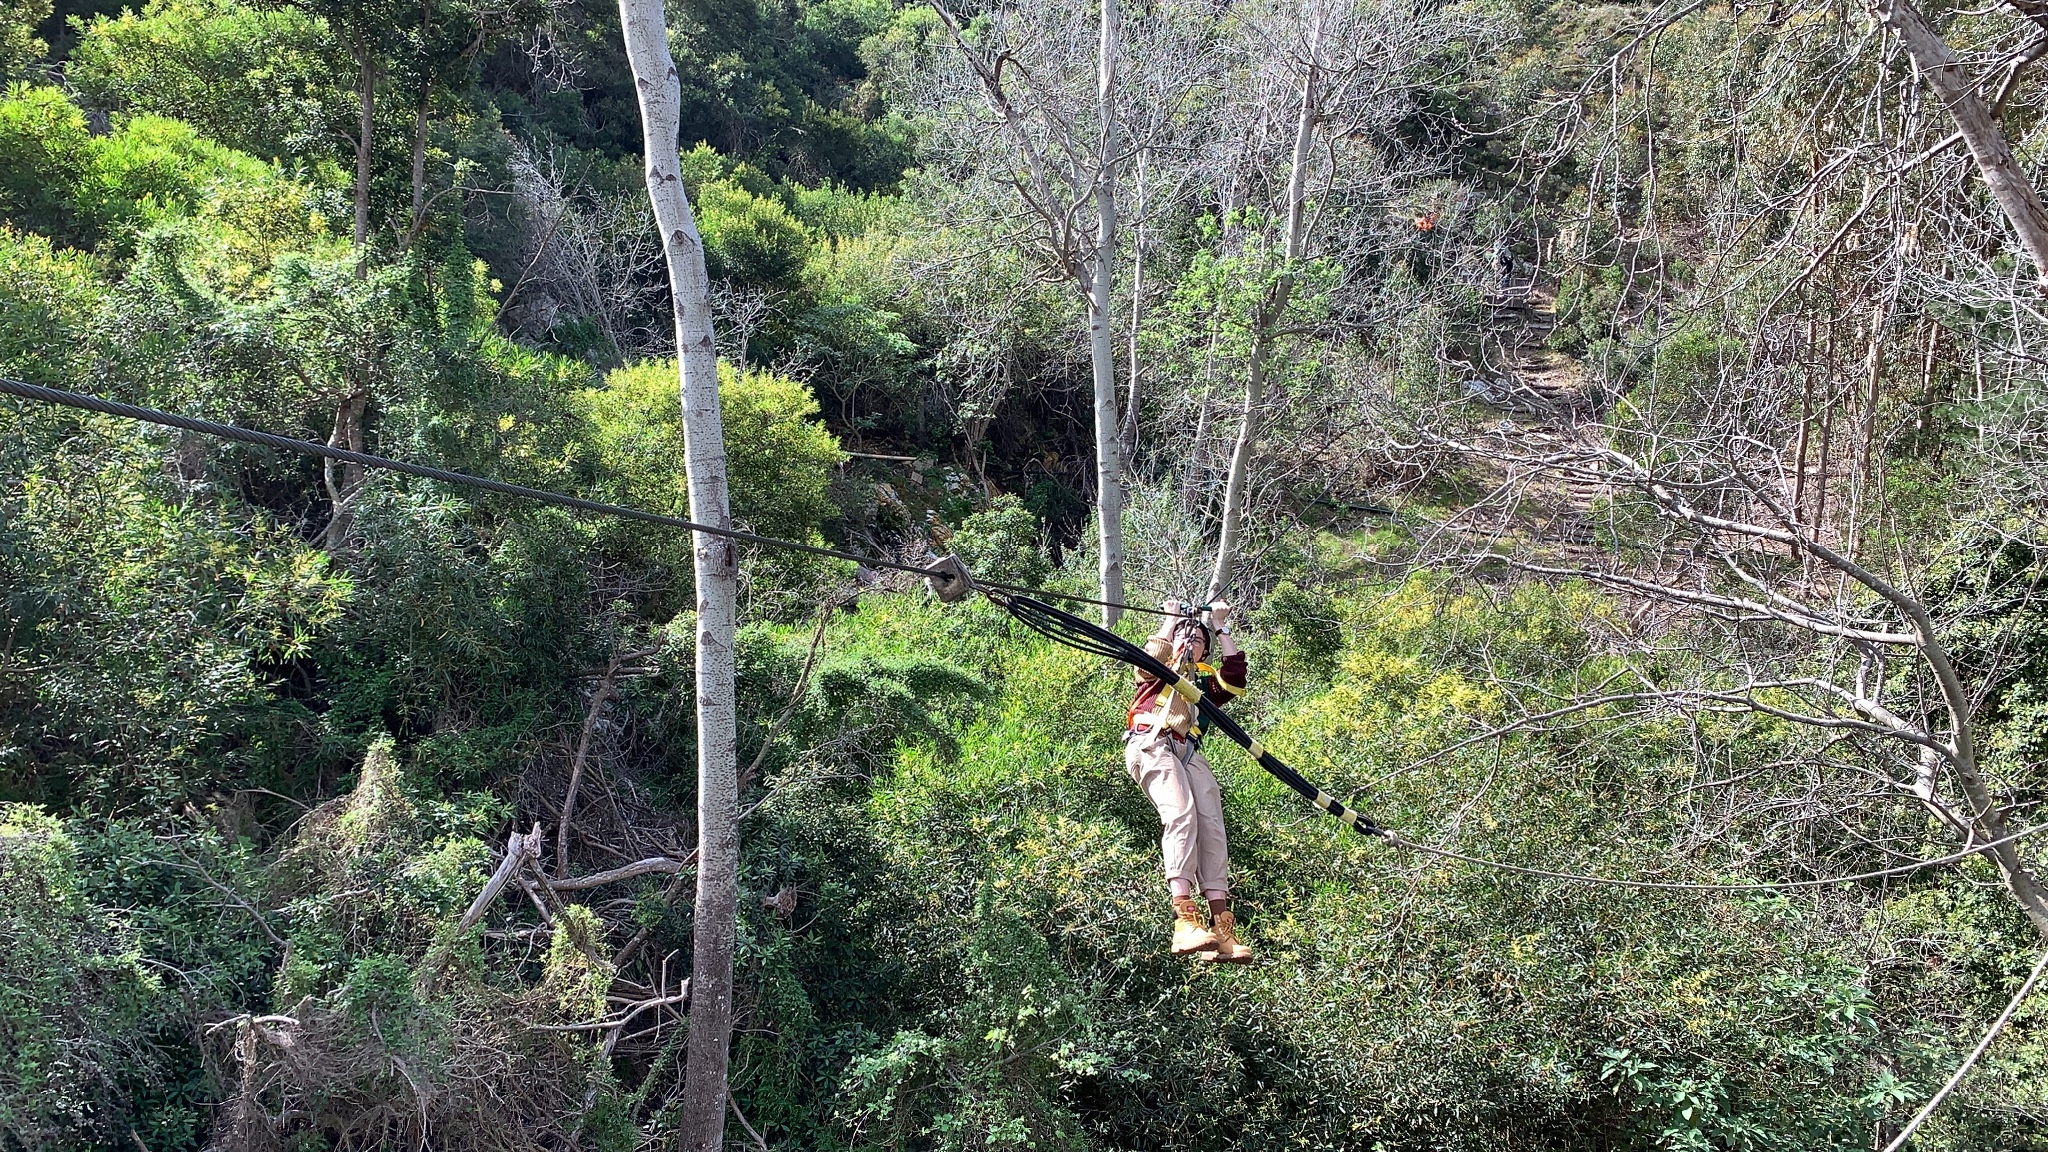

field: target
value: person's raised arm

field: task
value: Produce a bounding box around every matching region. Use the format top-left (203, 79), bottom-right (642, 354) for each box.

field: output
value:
top-left (1203, 601), bottom-right (1246, 700)
top-left (1135, 600), bottom-right (1187, 685)
top-left (1204, 601), bottom-right (1240, 659)
top-left (1154, 600), bottom-right (1188, 643)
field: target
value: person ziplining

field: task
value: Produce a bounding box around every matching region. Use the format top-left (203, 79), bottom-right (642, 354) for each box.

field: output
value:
top-left (1124, 599), bottom-right (1254, 963)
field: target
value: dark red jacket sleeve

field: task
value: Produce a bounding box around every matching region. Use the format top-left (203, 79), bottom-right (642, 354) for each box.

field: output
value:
top-left (1203, 651), bottom-right (1247, 707)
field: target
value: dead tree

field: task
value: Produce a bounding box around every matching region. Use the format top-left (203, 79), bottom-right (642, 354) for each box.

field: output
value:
top-left (1419, 421), bottom-right (2048, 942)
top-left (1201, 0), bottom-right (1460, 599)
top-left (928, 0), bottom-right (1134, 623)
top-left (1870, 0), bottom-right (2048, 290)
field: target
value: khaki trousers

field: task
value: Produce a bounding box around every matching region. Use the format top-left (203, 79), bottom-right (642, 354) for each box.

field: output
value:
top-left (1124, 727), bottom-right (1230, 894)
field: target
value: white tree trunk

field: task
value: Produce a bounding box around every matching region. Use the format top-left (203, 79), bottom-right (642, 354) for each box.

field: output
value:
top-left (1122, 149), bottom-right (1148, 461)
top-left (1208, 61), bottom-right (1317, 601)
top-left (1091, 0), bottom-right (1127, 626)
top-left (617, 1), bottom-right (741, 1146)
top-left (1873, 0), bottom-right (2048, 288)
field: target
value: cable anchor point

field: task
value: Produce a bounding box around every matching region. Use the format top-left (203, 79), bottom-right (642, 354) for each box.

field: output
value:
top-left (924, 554), bottom-right (975, 603)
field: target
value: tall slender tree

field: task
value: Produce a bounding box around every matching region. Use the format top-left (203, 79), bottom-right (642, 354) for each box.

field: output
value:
top-left (1206, 4), bottom-right (1325, 601)
top-left (1089, 0), bottom-right (1126, 624)
top-left (616, 0), bottom-right (740, 1146)
top-left (1202, 0), bottom-right (1434, 599)
top-left (930, 0), bottom-right (1130, 623)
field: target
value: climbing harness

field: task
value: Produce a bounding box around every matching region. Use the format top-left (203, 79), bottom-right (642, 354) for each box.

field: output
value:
top-left (9, 376), bottom-right (2048, 891)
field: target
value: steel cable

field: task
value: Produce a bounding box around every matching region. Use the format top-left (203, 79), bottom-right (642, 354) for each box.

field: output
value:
top-left (0, 377), bottom-right (1179, 617)
top-left (9, 377), bottom-right (2044, 893)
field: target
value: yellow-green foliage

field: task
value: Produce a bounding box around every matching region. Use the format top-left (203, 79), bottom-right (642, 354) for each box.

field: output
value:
top-left (578, 360), bottom-right (844, 544)
top-left (695, 178), bottom-right (813, 289)
top-left (67, 0), bottom-right (345, 169)
top-left (543, 905), bottom-right (615, 1022)
top-left (0, 0), bottom-right (47, 79)
top-left (0, 229), bottom-right (103, 386)
top-left (0, 84), bottom-right (91, 237)
top-left (0, 83), bottom-right (329, 264)
top-left (99, 118), bottom-right (335, 288)
top-left (337, 737), bottom-right (415, 848)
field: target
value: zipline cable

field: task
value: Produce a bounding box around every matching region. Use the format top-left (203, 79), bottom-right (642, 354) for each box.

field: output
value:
top-left (0, 377), bottom-right (1181, 618)
top-left (8, 377), bottom-right (2044, 893)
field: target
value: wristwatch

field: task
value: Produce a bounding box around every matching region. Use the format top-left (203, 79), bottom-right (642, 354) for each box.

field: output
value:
top-left (1214, 626), bottom-right (1232, 635)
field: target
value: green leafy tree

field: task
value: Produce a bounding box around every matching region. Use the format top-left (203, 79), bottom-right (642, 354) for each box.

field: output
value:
top-left (579, 359), bottom-right (843, 544)
top-left (0, 0), bottom-right (49, 79)
top-left (948, 494), bottom-right (1050, 590)
top-left (69, 0), bottom-right (346, 165)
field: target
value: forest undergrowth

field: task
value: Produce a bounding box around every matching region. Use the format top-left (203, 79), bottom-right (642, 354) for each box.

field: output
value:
top-left (5, 0), bottom-right (2048, 1148)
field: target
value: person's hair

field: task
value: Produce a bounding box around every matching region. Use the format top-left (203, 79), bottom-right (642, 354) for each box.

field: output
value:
top-left (1172, 617), bottom-right (1213, 656)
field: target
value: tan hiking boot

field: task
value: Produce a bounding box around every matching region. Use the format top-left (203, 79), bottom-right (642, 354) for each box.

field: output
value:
top-left (1171, 895), bottom-right (1217, 955)
top-left (1204, 908), bottom-right (1255, 964)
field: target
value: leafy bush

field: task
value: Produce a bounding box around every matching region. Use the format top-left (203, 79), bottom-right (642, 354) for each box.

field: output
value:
top-left (0, 228), bottom-right (103, 386)
top-left (0, 0), bottom-right (47, 80)
top-left (0, 418), bottom-right (351, 807)
top-left (0, 84), bottom-right (93, 244)
top-left (83, 115), bottom-right (290, 257)
top-left (69, 0), bottom-right (345, 166)
top-left (575, 359), bottom-right (846, 616)
top-left (947, 494), bottom-right (1050, 590)
top-left (1253, 579), bottom-right (1343, 678)
top-left (0, 806), bottom-right (168, 1149)
top-left (0, 84), bottom-right (321, 258)
top-left (697, 177), bottom-right (814, 290)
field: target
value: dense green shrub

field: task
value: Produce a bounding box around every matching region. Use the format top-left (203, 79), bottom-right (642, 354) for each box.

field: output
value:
top-left (947, 494), bottom-right (1051, 590)
top-left (0, 228), bottom-right (103, 386)
top-left (0, 0), bottom-right (47, 79)
top-left (0, 83), bottom-right (323, 258)
top-left (69, 0), bottom-right (344, 166)
top-left (0, 83), bottom-right (93, 244)
top-left (0, 806), bottom-right (170, 1149)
